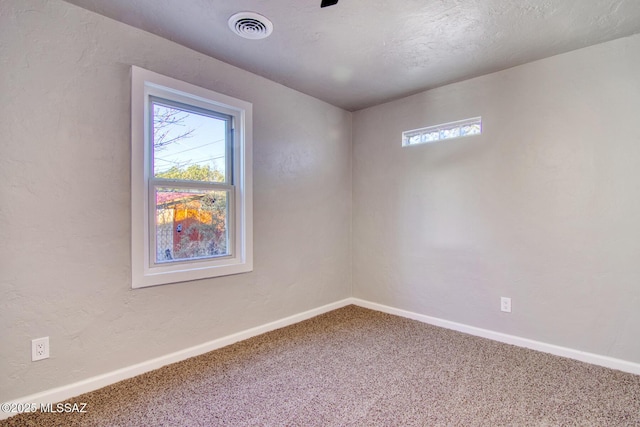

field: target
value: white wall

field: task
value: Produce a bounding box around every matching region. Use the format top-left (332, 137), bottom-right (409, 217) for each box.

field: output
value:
top-left (0, 0), bottom-right (352, 401)
top-left (353, 33), bottom-right (640, 363)
top-left (2, 0), bottom-right (640, 405)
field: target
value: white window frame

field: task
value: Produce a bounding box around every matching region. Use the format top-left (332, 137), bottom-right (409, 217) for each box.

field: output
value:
top-left (131, 66), bottom-right (252, 288)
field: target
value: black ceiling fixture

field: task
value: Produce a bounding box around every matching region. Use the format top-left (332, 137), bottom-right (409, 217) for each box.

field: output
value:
top-left (321, 0), bottom-right (339, 7)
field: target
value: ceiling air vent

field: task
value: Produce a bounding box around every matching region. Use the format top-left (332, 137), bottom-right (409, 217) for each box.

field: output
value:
top-left (228, 12), bottom-right (273, 40)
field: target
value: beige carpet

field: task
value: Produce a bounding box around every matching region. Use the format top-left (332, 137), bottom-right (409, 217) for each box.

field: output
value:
top-left (3, 305), bottom-right (640, 426)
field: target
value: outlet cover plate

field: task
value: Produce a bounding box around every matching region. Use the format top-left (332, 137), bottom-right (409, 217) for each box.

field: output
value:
top-left (32, 337), bottom-right (49, 361)
top-left (501, 297), bottom-right (512, 313)
top-left (500, 297), bottom-right (511, 313)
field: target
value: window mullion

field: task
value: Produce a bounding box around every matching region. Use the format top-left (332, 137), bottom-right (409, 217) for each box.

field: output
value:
top-left (150, 178), bottom-right (234, 192)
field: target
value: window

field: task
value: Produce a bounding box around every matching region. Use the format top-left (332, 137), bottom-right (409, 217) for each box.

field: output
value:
top-left (402, 117), bottom-right (482, 147)
top-left (131, 66), bottom-right (252, 288)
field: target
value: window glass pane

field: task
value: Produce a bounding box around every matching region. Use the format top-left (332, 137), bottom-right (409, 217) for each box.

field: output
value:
top-left (440, 126), bottom-right (461, 140)
top-left (461, 123), bottom-right (481, 136)
top-left (408, 134), bottom-right (421, 145)
top-left (155, 187), bottom-right (229, 263)
top-left (424, 131), bottom-right (440, 142)
top-left (152, 101), bottom-right (228, 183)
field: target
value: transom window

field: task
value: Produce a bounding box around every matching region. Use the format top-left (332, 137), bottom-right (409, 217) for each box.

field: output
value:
top-left (131, 67), bottom-right (253, 288)
top-left (402, 117), bottom-right (482, 146)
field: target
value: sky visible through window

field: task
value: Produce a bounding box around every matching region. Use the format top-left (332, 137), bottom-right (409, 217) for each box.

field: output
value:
top-left (153, 104), bottom-right (227, 179)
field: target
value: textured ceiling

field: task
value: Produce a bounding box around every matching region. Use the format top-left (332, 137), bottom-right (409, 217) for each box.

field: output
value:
top-left (63, 0), bottom-right (640, 111)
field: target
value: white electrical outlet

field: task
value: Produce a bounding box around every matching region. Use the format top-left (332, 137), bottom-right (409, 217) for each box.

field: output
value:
top-left (32, 337), bottom-right (49, 361)
top-left (500, 297), bottom-right (512, 313)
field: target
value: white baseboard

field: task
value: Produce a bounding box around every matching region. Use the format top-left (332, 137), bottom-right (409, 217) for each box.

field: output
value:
top-left (4, 297), bottom-right (639, 420)
top-left (0, 298), bottom-right (352, 420)
top-left (350, 298), bottom-right (640, 376)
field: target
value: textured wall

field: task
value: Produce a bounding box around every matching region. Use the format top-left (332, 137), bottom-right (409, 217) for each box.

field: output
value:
top-left (63, 0), bottom-right (640, 111)
top-left (0, 0), bottom-right (351, 401)
top-left (3, 0), bottom-right (640, 405)
top-left (352, 33), bottom-right (640, 363)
